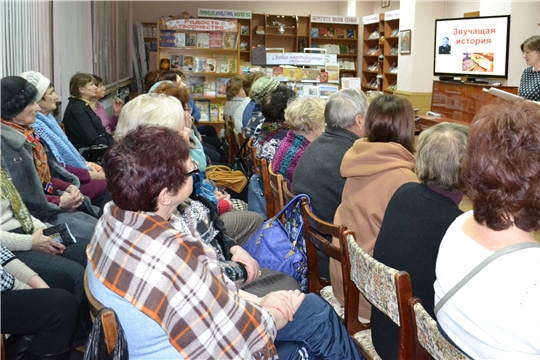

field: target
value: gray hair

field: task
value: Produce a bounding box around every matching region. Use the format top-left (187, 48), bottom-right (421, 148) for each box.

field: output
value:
top-left (416, 122), bottom-right (469, 191)
top-left (115, 93), bottom-right (184, 138)
top-left (325, 88), bottom-right (368, 130)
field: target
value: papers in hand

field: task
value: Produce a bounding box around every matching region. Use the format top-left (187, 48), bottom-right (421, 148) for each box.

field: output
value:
top-left (483, 87), bottom-right (523, 101)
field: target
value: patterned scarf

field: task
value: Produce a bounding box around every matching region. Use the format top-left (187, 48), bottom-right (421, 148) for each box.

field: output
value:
top-left (1, 120), bottom-right (54, 194)
top-left (88, 203), bottom-right (277, 359)
top-left (257, 121), bottom-right (289, 145)
top-left (0, 168), bottom-right (34, 234)
top-left (32, 112), bottom-right (88, 169)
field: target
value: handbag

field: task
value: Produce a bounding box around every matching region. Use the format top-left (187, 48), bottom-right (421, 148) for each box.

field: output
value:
top-left (247, 174), bottom-right (266, 218)
top-left (243, 194), bottom-right (310, 292)
top-left (79, 134), bottom-right (111, 165)
top-left (231, 140), bottom-right (253, 179)
top-left (206, 165), bottom-right (248, 193)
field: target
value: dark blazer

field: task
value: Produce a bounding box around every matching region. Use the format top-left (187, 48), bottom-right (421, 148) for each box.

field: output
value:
top-left (439, 45), bottom-right (451, 54)
top-left (63, 97), bottom-right (114, 150)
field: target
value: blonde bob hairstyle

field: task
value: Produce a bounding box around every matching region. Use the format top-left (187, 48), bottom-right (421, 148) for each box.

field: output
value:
top-left (284, 97), bottom-right (326, 134)
top-left (115, 93), bottom-right (184, 138)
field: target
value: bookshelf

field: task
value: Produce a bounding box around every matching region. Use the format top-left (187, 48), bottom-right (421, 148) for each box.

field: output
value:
top-left (382, 16), bottom-right (399, 93)
top-left (142, 22), bottom-right (158, 71)
top-left (361, 14), bottom-right (383, 92)
top-left (308, 17), bottom-right (360, 77)
top-left (264, 14), bottom-right (299, 52)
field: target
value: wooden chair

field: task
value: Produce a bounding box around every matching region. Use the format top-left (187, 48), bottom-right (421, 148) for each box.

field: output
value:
top-left (409, 298), bottom-right (470, 360)
top-left (345, 235), bottom-right (415, 360)
top-left (83, 270), bottom-right (121, 355)
top-left (247, 138), bottom-right (275, 218)
top-left (223, 115), bottom-right (239, 165)
top-left (300, 197), bottom-right (368, 331)
top-left (282, 177), bottom-right (295, 204)
top-left (268, 162), bottom-right (285, 214)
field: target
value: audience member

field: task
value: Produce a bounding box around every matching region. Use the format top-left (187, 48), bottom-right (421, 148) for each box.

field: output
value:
top-left (63, 73), bottom-right (114, 150)
top-left (244, 75), bottom-right (280, 138)
top-left (90, 74), bottom-right (124, 134)
top-left (272, 97), bottom-right (326, 189)
top-left (223, 75), bottom-right (246, 128)
top-left (87, 126), bottom-right (363, 359)
top-left (255, 85), bottom-right (296, 161)
top-left (331, 94), bottom-right (419, 322)
top-left (239, 71), bottom-right (265, 134)
top-left (435, 100), bottom-right (540, 358)
top-left (372, 122), bottom-right (469, 359)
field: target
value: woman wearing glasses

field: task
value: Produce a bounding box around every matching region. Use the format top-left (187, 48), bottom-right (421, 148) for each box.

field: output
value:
top-left (518, 35), bottom-right (540, 102)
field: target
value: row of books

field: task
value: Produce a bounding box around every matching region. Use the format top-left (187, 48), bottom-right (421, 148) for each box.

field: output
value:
top-left (272, 66), bottom-right (340, 83)
top-left (161, 55), bottom-right (238, 74)
top-left (160, 30), bottom-right (238, 49)
top-left (188, 76), bottom-right (230, 99)
top-left (367, 28), bottom-right (399, 40)
top-left (365, 47), bottom-right (380, 56)
top-left (194, 100), bottom-right (224, 122)
top-left (311, 43), bottom-right (356, 55)
top-left (311, 27), bottom-right (355, 39)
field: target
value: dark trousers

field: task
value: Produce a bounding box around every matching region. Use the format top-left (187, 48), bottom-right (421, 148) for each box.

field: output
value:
top-left (1, 268), bottom-right (78, 355)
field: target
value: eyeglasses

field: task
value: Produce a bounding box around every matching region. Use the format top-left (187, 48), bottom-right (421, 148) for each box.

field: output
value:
top-left (186, 159), bottom-right (199, 177)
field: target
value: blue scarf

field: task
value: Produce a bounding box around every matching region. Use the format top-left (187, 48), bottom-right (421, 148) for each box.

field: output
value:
top-left (31, 112), bottom-right (89, 169)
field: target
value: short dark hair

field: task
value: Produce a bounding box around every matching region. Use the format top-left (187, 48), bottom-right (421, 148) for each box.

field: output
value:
top-left (156, 70), bottom-right (179, 82)
top-left (104, 126), bottom-right (191, 212)
top-left (462, 100), bottom-right (540, 232)
top-left (69, 73), bottom-right (94, 98)
top-left (520, 35), bottom-right (540, 53)
top-left (92, 75), bottom-right (104, 86)
top-left (365, 94), bottom-right (415, 153)
top-left (143, 70), bottom-right (160, 93)
top-left (226, 75), bottom-right (245, 101)
top-left (261, 86), bottom-right (296, 123)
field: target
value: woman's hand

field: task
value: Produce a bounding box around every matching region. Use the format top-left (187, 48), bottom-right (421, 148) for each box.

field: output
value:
top-left (87, 162), bottom-right (104, 173)
top-left (230, 246), bottom-right (260, 282)
top-left (27, 275), bottom-right (49, 289)
top-left (112, 98), bottom-right (125, 117)
top-left (31, 228), bottom-right (65, 255)
top-left (260, 290), bottom-right (305, 322)
top-left (89, 170), bottom-right (106, 180)
top-left (59, 186), bottom-right (83, 210)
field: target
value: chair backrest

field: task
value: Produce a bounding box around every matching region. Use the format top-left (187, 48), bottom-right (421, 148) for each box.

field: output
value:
top-left (346, 235), bottom-right (414, 359)
top-left (84, 269), bottom-right (105, 321)
top-left (409, 298), bottom-right (470, 360)
top-left (248, 138), bottom-right (275, 218)
top-left (268, 162), bottom-right (285, 214)
top-left (247, 138), bottom-right (258, 174)
top-left (223, 115), bottom-right (239, 165)
top-left (282, 177), bottom-right (295, 204)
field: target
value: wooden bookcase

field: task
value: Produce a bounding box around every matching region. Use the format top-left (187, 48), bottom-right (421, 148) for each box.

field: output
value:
top-left (308, 18), bottom-right (360, 77)
top-left (382, 17), bottom-right (399, 93)
top-left (361, 14), bottom-right (383, 92)
top-left (264, 14), bottom-right (299, 52)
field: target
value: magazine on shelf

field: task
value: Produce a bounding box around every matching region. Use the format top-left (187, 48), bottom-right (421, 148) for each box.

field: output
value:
top-left (194, 100), bottom-right (211, 121)
top-left (186, 33), bottom-right (197, 47)
top-left (174, 33), bottom-right (185, 47)
top-left (318, 28), bottom-right (327, 38)
top-left (209, 32), bottom-right (223, 48)
top-left (346, 28), bottom-right (355, 39)
top-left (482, 87), bottom-right (523, 101)
top-left (311, 28), bottom-right (319, 38)
top-left (327, 28), bottom-right (335, 38)
top-left (205, 58), bottom-right (218, 72)
top-left (336, 28), bottom-right (345, 39)
top-left (195, 57), bottom-right (207, 73)
top-left (216, 78), bottom-right (230, 98)
top-left (197, 32), bottom-right (210, 48)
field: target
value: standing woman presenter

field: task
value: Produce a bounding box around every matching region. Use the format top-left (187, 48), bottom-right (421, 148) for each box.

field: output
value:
top-left (518, 35), bottom-right (540, 102)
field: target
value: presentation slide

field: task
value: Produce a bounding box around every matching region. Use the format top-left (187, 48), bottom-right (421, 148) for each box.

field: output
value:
top-left (434, 16), bottom-right (509, 78)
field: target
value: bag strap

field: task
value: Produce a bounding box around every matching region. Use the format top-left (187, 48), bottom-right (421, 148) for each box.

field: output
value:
top-left (435, 241), bottom-right (540, 315)
top-left (236, 138), bottom-right (249, 158)
top-left (273, 193), bottom-right (309, 220)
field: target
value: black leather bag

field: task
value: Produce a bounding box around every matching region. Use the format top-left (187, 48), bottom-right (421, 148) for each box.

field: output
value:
top-left (79, 135), bottom-right (111, 165)
top-left (231, 140), bottom-right (253, 179)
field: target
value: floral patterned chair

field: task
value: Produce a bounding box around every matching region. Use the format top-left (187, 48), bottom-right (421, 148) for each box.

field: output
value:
top-left (409, 298), bottom-right (470, 360)
top-left (345, 235), bottom-right (415, 360)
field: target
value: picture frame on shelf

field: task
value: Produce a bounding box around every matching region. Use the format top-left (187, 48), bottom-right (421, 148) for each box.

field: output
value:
top-left (381, 0), bottom-right (390, 8)
top-left (399, 29), bottom-right (411, 54)
top-left (241, 25), bottom-right (250, 35)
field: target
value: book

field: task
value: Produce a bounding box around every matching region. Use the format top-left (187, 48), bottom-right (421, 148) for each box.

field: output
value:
top-left (174, 33), bottom-right (185, 47)
top-left (241, 25), bottom-right (250, 35)
top-left (209, 32), bottom-right (223, 48)
top-left (339, 45), bottom-right (349, 55)
top-left (223, 33), bottom-right (238, 49)
top-left (183, 55), bottom-right (195, 72)
top-left (336, 28), bottom-right (345, 39)
top-left (319, 71), bottom-right (328, 83)
top-left (346, 28), bottom-right (355, 39)
top-left (228, 58), bottom-right (238, 74)
top-left (159, 58), bottom-right (170, 71)
top-left (170, 55), bottom-right (182, 69)
top-left (303, 84), bottom-right (319, 98)
top-left (186, 32), bottom-right (197, 47)
top-left (319, 85), bottom-right (339, 98)
top-left (318, 27), bottom-right (327, 38)
top-left (298, 39), bottom-right (306, 52)
top-left (218, 104), bottom-right (224, 122)
top-left (326, 63), bottom-right (340, 83)
top-left (311, 27), bottom-right (319, 38)
top-left (216, 78), bottom-right (230, 97)
top-left (327, 28), bottom-right (335, 38)
top-left (43, 223), bottom-right (77, 246)
top-left (285, 68), bottom-right (302, 82)
top-left (205, 58), bottom-right (218, 72)
top-left (348, 44), bottom-right (357, 55)
top-left (194, 100), bottom-right (211, 121)
top-left (482, 87), bottom-right (523, 101)
top-left (195, 57), bottom-right (207, 73)
top-left (239, 41), bottom-right (249, 51)
top-left (219, 64), bottom-right (229, 73)
top-left (210, 104), bottom-right (220, 121)
top-left (160, 29), bottom-right (176, 47)
top-left (188, 75), bottom-right (206, 97)
top-left (301, 68), bottom-right (321, 82)
top-left (197, 32), bottom-right (210, 48)
top-left (255, 26), bottom-right (265, 34)
top-left (203, 80), bottom-right (216, 97)
top-left (341, 77), bottom-right (361, 90)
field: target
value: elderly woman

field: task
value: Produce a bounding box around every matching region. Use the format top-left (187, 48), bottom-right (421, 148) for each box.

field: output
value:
top-left (63, 73), bottom-right (114, 150)
top-left (434, 100), bottom-right (540, 358)
top-left (271, 97), bottom-right (326, 189)
top-left (371, 122), bottom-right (469, 359)
top-left (87, 126), bottom-right (362, 359)
top-left (244, 74), bottom-right (279, 138)
top-left (255, 86), bottom-right (296, 161)
top-left (89, 75), bottom-right (124, 134)
top-left (331, 94), bottom-right (419, 322)
top-left (223, 75), bottom-right (246, 128)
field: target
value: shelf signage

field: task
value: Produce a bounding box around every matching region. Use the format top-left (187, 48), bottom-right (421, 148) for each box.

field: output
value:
top-left (166, 18), bottom-right (238, 32)
top-left (385, 10), bottom-right (400, 21)
top-left (311, 14), bottom-right (359, 24)
top-left (266, 52), bottom-right (338, 66)
top-left (198, 8), bottom-right (252, 20)
top-left (363, 14), bottom-right (379, 25)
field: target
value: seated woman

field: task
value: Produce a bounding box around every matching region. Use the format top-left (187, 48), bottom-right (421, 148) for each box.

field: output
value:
top-left (1, 245), bottom-right (78, 360)
top-left (1, 76), bottom-right (97, 267)
top-left (244, 74), bottom-right (279, 138)
top-left (435, 100), bottom-right (540, 358)
top-left (371, 122), bottom-right (469, 359)
top-left (272, 97), bottom-right (326, 189)
top-left (255, 86), bottom-right (296, 161)
top-left (223, 75), bottom-right (246, 126)
top-left (331, 94), bottom-right (419, 322)
top-left (62, 73), bottom-right (114, 150)
top-left (90, 75), bottom-right (124, 134)
top-left (88, 126), bottom-right (363, 359)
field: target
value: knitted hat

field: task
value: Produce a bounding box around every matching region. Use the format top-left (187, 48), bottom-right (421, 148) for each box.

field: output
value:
top-left (251, 76), bottom-right (280, 103)
top-left (1, 76), bottom-right (38, 120)
top-left (20, 71), bottom-right (51, 101)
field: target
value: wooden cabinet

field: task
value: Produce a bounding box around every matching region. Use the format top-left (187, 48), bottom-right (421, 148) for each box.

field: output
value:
top-left (382, 18), bottom-right (399, 93)
top-left (361, 15), bottom-right (383, 92)
top-left (264, 14), bottom-right (299, 52)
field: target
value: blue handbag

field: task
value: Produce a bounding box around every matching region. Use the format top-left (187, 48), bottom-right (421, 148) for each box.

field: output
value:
top-left (243, 194), bottom-right (309, 292)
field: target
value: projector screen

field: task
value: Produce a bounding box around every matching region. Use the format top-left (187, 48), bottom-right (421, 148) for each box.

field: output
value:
top-left (433, 15), bottom-right (511, 79)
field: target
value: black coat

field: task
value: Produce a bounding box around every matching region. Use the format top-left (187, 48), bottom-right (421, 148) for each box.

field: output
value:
top-left (63, 97), bottom-right (113, 150)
